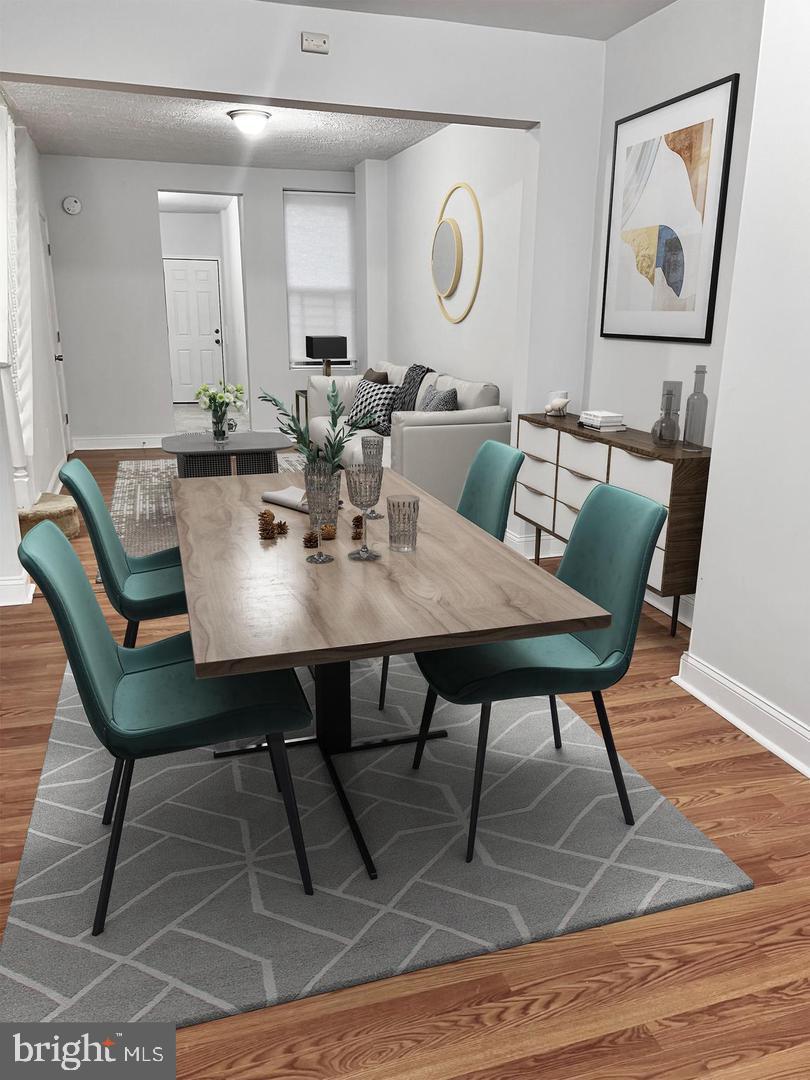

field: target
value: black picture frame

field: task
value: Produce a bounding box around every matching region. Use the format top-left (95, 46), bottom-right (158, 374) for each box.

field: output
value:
top-left (600, 73), bottom-right (739, 345)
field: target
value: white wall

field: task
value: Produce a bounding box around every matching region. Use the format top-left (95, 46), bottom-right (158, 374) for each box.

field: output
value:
top-left (40, 156), bottom-right (353, 444)
top-left (354, 159), bottom-right (388, 369)
top-left (584, 0), bottom-right (766, 437)
top-left (158, 212), bottom-right (222, 259)
top-left (385, 124), bottom-right (538, 412)
top-left (219, 198), bottom-right (249, 392)
top-left (676, 0), bottom-right (810, 772)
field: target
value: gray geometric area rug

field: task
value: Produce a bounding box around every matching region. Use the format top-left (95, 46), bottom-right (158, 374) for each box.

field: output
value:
top-left (0, 657), bottom-right (752, 1027)
top-left (109, 452), bottom-right (305, 557)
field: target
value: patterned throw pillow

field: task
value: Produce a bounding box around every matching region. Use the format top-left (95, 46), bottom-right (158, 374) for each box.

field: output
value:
top-left (422, 384), bottom-right (458, 413)
top-left (348, 379), bottom-right (398, 435)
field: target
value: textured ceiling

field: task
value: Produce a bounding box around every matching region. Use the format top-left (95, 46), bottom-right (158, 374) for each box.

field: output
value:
top-left (261, 0), bottom-right (679, 40)
top-left (1, 82), bottom-right (445, 170)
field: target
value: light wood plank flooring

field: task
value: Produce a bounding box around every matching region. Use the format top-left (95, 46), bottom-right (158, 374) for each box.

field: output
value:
top-left (2, 449), bottom-right (808, 1079)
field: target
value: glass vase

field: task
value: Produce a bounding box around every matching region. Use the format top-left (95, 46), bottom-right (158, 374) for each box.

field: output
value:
top-left (211, 411), bottom-right (228, 442)
top-left (651, 389), bottom-right (680, 446)
top-left (304, 463), bottom-right (340, 565)
top-left (387, 495), bottom-right (419, 552)
top-left (683, 365), bottom-right (708, 451)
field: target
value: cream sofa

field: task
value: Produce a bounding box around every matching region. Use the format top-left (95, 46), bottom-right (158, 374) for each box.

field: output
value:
top-left (307, 361), bottom-right (511, 507)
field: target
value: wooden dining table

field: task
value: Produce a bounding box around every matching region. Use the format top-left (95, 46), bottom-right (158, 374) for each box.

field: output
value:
top-left (172, 467), bottom-right (610, 878)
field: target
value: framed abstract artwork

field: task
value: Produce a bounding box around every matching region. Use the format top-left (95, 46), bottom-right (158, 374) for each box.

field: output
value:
top-left (600, 74), bottom-right (739, 343)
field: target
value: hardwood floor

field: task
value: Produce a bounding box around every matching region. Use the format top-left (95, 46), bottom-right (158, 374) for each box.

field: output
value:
top-left (2, 449), bottom-right (808, 1079)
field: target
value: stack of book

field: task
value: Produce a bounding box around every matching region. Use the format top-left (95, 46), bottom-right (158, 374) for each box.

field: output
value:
top-left (578, 410), bottom-right (626, 432)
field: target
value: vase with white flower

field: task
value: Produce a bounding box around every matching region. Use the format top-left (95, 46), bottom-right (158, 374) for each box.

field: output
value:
top-left (195, 381), bottom-right (246, 441)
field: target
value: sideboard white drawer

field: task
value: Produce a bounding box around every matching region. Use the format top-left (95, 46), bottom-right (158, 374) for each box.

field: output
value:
top-left (559, 431), bottom-right (609, 480)
top-left (648, 546), bottom-right (665, 591)
top-left (556, 467), bottom-right (601, 511)
top-left (519, 455), bottom-right (556, 497)
top-left (515, 483), bottom-right (554, 531)
top-left (555, 501), bottom-right (578, 541)
top-left (518, 421), bottom-right (558, 463)
top-left (610, 448), bottom-right (672, 506)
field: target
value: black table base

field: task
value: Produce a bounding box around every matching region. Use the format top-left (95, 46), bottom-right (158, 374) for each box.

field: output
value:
top-left (212, 661), bottom-right (448, 879)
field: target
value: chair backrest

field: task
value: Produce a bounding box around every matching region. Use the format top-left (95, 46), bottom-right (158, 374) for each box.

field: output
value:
top-left (557, 484), bottom-right (667, 668)
top-left (18, 522), bottom-right (122, 745)
top-left (457, 440), bottom-right (525, 541)
top-left (59, 459), bottom-right (130, 610)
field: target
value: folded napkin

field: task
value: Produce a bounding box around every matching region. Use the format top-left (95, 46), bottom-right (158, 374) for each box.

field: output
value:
top-left (261, 485), bottom-right (308, 513)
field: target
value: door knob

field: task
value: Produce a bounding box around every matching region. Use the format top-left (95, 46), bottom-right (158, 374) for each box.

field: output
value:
top-left (215, 338), bottom-right (221, 345)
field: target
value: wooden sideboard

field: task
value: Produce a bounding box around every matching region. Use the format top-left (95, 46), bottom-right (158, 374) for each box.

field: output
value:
top-left (514, 413), bottom-right (711, 635)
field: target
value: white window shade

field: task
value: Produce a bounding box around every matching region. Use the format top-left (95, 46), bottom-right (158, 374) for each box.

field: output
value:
top-left (283, 191), bottom-right (357, 367)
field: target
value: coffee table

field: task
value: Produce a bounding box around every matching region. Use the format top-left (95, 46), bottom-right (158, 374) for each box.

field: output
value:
top-left (161, 431), bottom-right (292, 477)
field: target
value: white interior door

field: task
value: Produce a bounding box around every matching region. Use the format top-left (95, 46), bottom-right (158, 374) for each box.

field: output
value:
top-left (163, 259), bottom-right (224, 402)
top-left (39, 212), bottom-right (71, 455)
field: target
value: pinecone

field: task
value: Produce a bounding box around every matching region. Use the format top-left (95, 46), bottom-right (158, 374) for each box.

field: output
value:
top-left (275, 520), bottom-right (288, 536)
top-left (352, 514), bottom-right (364, 529)
top-left (320, 523), bottom-right (337, 541)
top-left (303, 530), bottom-right (320, 549)
top-left (351, 528), bottom-right (364, 541)
top-left (258, 510), bottom-right (277, 540)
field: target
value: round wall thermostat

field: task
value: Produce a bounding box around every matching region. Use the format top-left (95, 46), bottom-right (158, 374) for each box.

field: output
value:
top-left (62, 196), bottom-right (82, 215)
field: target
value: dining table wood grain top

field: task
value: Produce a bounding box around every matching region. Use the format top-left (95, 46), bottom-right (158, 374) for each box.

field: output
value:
top-left (172, 468), bottom-right (610, 679)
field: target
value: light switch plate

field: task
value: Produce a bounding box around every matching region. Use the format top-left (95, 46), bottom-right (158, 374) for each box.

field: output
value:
top-left (301, 31), bottom-right (329, 54)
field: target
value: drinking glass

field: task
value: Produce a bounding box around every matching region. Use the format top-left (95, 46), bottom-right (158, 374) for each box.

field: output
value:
top-left (361, 435), bottom-right (385, 520)
top-left (345, 465), bottom-right (383, 561)
top-left (387, 495), bottom-right (419, 552)
top-left (304, 463), bottom-right (341, 565)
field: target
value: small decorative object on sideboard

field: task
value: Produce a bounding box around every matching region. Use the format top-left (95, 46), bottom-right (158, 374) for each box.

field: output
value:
top-left (579, 409), bottom-right (626, 432)
top-left (544, 391), bottom-right (570, 417)
top-left (683, 365), bottom-right (708, 451)
top-left (651, 381), bottom-right (682, 446)
top-left (195, 380), bottom-right (246, 441)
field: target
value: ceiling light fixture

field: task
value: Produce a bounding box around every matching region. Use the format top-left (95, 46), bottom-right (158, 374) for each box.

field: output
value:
top-left (227, 109), bottom-right (271, 136)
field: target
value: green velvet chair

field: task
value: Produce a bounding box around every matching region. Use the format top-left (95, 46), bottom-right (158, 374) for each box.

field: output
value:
top-left (411, 484), bottom-right (667, 862)
top-left (378, 439), bottom-right (525, 709)
top-left (59, 459), bottom-right (186, 647)
top-left (18, 521), bottom-right (314, 936)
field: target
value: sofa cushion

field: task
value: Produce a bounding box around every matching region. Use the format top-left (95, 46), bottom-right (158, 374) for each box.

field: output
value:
top-left (362, 367), bottom-right (389, 384)
top-left (422, 384), bottom-right (458, 412)
top-left (307, 374), bottom-right (360, 418)
top-left (348, 379), bottom-right (398, 434)
top-left (433, 373), bottom-right (500, 410)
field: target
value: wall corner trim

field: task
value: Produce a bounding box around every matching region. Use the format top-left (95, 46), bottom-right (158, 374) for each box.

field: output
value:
top-left (674, 651), bottom-right (810, 778)
top-left (505, 528), bottom-right (565, 561)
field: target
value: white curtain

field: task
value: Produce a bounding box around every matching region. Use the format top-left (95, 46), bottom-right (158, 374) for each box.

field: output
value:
top-left (283, 191), bottom-right (356, 366)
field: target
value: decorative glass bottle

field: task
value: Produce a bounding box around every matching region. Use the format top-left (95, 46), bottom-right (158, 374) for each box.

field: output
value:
top-left (651, 388), bottom-right (680, 446)
top-left (683, 365), bottom-right (708, 451)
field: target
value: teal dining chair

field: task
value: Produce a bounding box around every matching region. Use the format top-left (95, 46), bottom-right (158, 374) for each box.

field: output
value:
top-left (59, 459), bottom-right (186, 647)
top-left (18, 521), bottom-right (314, 935)
top-left (410, 484), bottom-right (667, 862)
top-left (378, 439), bottom-right (525, 709)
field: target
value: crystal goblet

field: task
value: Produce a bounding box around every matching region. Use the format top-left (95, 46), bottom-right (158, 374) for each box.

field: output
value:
top-left (303, 462), bottom-right (340, 565)
top-left (345, 465), bottom-right (383, 561)
top-left (361, 435), bottom-right (385, 520)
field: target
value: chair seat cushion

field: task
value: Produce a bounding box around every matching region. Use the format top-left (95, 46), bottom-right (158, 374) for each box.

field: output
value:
top-left (111, 633), bottom-right (311, 757)
top-left (121, 562), bottom-right (187, 620)
top-left (415, 634), bottom-right (626, 705)
top-left (128, 546), bottom-right (182, 573)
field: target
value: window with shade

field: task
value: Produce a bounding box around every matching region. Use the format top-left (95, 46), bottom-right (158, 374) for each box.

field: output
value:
top-left (283, 191), bottom-right (357, 369)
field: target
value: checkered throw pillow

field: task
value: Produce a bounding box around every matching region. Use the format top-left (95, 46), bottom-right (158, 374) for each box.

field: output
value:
top-left (348, 379), bottom-right (398, 435)
top-left (422, 384), bottom-right (458, 412)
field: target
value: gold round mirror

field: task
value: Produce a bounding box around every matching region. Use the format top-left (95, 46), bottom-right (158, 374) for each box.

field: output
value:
top-left (431, 217), bottom-right (462, 298)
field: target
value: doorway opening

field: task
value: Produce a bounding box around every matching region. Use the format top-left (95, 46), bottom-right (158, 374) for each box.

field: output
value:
top-left (158, 191), bottom-right (249, 434)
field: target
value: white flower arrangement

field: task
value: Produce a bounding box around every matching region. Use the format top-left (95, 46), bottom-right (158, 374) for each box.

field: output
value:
top-left (195, 381), bottom-right (246, 414)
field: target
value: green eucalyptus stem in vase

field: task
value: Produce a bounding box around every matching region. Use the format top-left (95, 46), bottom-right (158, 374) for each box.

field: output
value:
top-left (257, 381), bottom-right (375, 471)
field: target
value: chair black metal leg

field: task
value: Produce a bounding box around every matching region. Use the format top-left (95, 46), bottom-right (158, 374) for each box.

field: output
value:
top-left (592, 691), bottom-right (634, 826)
top-left (549, 695), bottom-right (562, 749)
top-left (123, 620), bottom-right (139, 648)
top-left (412, 687), bottom-right (438, 770)
top-left (266, 737), bottom-right (282, 792)
top-left (93, 758), bottom-right (134, 936)
top-left (268, 735), bottom-right (313, 895)
top-left (101, 758), bottom-right (123, 826)
top-left (466, 703), bottom-right (492, 863)
top-left (378, 656), bottom-right (390, 710)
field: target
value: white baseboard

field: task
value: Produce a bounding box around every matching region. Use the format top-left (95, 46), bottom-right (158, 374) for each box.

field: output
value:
top-left (674, 652), bottom-right (810, 778)
top-left (0, 571), bottom-right (34, 607)
top-left (505, 528), bottom-right (565, 560)
top-left (71, 435), bottom-right (165, 450)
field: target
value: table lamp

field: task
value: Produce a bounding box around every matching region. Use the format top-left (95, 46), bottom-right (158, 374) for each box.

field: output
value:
top-left (305, 336), bottom-right (347, 378)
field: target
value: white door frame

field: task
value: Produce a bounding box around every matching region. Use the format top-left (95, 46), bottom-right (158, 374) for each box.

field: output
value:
top-left (162, 257), bottom-right (226, 402)
top-left (39, 211), bottom-right (71, 457)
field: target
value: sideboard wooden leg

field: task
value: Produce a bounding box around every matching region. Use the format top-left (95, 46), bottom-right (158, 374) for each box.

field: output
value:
top-left (534, 527), bottom-right (542, 565)
top-left (670, 594), bottom-right (681, 636)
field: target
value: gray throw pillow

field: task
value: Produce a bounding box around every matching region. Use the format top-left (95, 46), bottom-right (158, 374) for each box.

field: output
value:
top-left (362, 368), bottom-right (389, 384)
top-left (422, 384), bottom-right (458, 413)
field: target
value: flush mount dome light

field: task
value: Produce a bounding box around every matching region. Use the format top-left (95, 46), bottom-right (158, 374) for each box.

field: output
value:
top-left (227, 109), bottom-right (271, 136)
